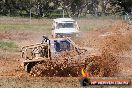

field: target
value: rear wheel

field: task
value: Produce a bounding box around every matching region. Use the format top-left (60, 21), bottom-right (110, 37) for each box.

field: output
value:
top-left (30, 63), bottom-right (44, 77)
top-left (30, 61), bottom-right (54, 77)
top-left (24, 63), bottom-right (36, 73)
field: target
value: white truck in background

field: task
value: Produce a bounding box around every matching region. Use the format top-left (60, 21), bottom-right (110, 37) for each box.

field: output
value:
top-left (52, 18), bottom-right (80, 38)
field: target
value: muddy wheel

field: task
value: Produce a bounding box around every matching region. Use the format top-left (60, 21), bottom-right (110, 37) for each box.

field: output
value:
top-left (30, 61), bottom-right (54, 77)
top-left (24, 63), bottom-right (36, 73)
top-left (30, 63), bottom-right (45, 77)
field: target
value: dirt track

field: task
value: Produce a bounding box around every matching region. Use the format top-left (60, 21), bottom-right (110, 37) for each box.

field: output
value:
top-left (0, 19), bottom-right (132, 87)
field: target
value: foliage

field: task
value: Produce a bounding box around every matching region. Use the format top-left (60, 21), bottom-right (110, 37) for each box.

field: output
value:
top-left (0, 0), bottom-right (131, 17)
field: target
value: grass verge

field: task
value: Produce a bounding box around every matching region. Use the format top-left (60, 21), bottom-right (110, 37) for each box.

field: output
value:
top-left (0, 24), bottom-right (51, 32)
top-left (0, 41), bottom-right (18, 50)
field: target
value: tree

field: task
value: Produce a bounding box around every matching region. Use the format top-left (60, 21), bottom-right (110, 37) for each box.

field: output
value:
top-left (0, 0), bottom-right (131, 17)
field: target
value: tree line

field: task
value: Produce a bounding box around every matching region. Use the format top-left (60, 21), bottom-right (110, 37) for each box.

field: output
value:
top-left (0, 0), bottom-right (131, 18)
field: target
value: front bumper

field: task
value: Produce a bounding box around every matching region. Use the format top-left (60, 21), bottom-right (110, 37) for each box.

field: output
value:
top-left (55, 33), bottom-right (80, 38)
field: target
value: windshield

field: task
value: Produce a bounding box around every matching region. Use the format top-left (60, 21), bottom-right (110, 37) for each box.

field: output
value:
top-left (54, 40), bottom-right (71, 52)
top-left (57, 23), bottom-right (74, 29)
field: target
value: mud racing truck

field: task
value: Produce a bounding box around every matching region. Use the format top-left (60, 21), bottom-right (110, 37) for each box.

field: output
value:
top-left (21, 36), bottom-right (88, 76)
top-left (52, 18), bottom-right (80, 38)
top-left (21, 35), bottom-right (116, 77)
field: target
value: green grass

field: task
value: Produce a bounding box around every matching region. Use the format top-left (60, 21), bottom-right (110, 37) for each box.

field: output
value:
top-left (80, 26), bottom-right (94, 32)
top-left (0, 16), bottom-right (121, 40)
top-left (0, 41), bottom-right (18, 50)
top-left (0, 24), bottom-right (51, 32)
top-left (0, 16), bottom-right (118, 33)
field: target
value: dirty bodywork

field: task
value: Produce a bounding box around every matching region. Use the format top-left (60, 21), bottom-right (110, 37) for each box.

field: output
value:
top-left (21, 36), bottom-right (88, 77)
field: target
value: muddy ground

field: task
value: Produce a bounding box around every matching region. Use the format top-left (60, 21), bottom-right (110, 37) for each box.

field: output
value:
top-left (0, 17), bottom-right (132, 88)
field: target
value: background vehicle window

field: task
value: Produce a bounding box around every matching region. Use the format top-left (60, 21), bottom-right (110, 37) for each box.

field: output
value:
top-left (57, 23), bottom-right (74, 28)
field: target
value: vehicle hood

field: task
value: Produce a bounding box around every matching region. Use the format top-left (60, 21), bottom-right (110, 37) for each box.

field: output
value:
top-left (54, 28), bottom-right (79, 34)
